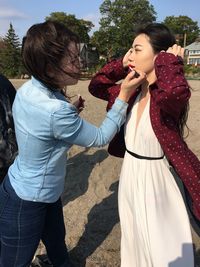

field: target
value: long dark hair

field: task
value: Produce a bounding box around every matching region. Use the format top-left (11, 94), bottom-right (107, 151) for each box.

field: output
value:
top-left (22, 21), bottom-right (79, 91)
top-left (136, 23), bottom-right (189, 138)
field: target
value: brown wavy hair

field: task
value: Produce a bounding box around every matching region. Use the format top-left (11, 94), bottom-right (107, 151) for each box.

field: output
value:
top-left (22, 21), bottom-right (79, 91)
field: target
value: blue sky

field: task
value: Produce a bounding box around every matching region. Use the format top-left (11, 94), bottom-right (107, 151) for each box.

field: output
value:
top-left (0, 0), bottom-right (199, 41)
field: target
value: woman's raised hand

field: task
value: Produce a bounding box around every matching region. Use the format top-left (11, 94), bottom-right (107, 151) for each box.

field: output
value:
top-left (118, 70), bottom-right (146, 102)
top-left (166, 44), bottom-right (184, 59)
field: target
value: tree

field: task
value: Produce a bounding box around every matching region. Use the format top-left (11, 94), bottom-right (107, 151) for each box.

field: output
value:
top-left (0, 38), bottom-right (6, 73)
top-left (0, 23), bottom-right (22, 78)
top-left (91, 0), bottom-right (156, 60)
top-left (45, 12), bottom-right (94, 43)
top-left (163, 16), bottom-right (200, 46)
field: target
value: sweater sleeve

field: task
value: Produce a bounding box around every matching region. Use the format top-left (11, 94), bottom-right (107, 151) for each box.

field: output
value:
top-left (88, 58), bottom-right (128, 110)
top-left (150, 52), bottom-right (191, 120)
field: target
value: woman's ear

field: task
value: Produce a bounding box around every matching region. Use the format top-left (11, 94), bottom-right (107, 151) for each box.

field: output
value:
top-left (153, 54), bottom-right (158, 64)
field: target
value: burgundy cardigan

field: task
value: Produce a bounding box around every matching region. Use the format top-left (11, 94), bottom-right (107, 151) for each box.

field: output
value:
top-left (89, 52), bottom-right (200, 221)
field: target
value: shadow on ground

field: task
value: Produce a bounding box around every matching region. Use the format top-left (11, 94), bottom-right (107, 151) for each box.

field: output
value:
top-left (69, 181), bottom-right (119, 267)
top-left (62, 148), bottom-right (108, 206)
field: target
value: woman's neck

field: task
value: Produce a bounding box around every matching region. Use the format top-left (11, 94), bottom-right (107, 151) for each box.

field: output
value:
top-left (141, 82), bottom-right (150, 97)
top-left (146, 69), bottom-right (157, 86)
top-left (140, 70), bottom-right (156, 97)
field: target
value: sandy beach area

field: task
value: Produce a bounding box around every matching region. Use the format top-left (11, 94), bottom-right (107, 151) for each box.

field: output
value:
top-left (10, 78), bottom-right (200, 267)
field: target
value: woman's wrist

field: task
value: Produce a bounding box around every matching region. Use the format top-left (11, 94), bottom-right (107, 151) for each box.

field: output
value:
top-left (118, 91), bottom-right (131, 102)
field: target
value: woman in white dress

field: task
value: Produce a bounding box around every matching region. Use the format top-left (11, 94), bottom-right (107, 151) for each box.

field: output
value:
top-left (89, 23), bottom-right (199, 267)
top-left (118, 26), bottom-right (194, 267)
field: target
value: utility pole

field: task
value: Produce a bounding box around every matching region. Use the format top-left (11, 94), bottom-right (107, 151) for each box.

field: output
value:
top-left (183, 32), bottom-right (187, 48)
top-left (183, 24), bottom-right (188, 48)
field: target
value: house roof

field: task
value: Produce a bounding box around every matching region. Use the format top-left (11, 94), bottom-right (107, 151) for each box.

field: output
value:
top-left (185, 41), bottom-right (200, 50)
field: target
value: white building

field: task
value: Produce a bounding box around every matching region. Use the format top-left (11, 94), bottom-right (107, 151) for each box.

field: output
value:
top-left (185, 40), bottom-right (200, 66)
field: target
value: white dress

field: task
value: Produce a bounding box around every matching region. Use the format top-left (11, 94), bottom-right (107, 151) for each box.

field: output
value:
top-left (118, 94), bottom-right (194, 267)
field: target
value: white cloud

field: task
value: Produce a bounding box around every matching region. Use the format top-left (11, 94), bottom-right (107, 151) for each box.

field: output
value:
top-left (0, 7), bottom-right (28, 19)
top-left (0, 5), bottom-right (28, 38)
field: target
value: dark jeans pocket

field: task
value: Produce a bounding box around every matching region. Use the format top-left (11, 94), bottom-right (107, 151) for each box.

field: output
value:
top-left (0, 177), bottom-right (9, 217)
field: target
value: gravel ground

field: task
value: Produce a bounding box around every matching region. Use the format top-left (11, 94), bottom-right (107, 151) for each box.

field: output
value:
top-left (10, 78), bottom-right (200, 266)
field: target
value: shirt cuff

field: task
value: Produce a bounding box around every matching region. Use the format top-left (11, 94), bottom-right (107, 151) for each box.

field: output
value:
top-left (113, 98), bottom-right (129, 113)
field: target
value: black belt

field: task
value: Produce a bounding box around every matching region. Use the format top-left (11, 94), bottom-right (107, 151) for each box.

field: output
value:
top-left (126, 148), bottom-right (164, 160)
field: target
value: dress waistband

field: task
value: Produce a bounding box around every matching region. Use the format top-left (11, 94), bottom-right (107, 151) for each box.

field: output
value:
top-left (126, 148), bottom-right (164, 160)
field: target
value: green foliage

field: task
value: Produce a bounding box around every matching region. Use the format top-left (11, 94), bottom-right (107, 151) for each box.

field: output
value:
top-left (0, 23), bottom-right (22, 78)
top-left (163, 16), bottom-right (200, 46)
top-left (88, 58), bottom-right (107, 73)
top-left (0, 38), bottom-right (6, 72)
top-left (46, 12), bottom-right (94, 43)
top-left (184, 64), bottom-right (200, 78)
top-left (91, 0), bottom-right (156, 59)
top-left (0, 9), bottom-right (199, 78)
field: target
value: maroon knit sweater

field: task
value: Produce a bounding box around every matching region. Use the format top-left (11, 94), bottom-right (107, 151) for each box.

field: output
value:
top-left (89, 52), bottom-right (200, 221)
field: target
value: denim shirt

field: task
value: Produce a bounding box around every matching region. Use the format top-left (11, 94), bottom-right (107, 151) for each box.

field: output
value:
top-left (8, 77), bottom-right (128, 202)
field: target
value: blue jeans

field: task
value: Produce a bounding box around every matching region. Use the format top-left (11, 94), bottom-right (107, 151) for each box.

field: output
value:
top-left (0, 175), bottom-right (72, 267)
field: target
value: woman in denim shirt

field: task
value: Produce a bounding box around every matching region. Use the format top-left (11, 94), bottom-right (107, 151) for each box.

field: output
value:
top-left (0, 21), bottom-right (146, 267)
